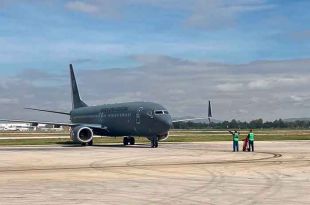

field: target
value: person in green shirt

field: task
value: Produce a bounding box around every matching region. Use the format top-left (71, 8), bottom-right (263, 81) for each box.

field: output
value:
top-left (229, 130), bottom-right (239, 152)
top-left (247, 129), bottom-right (255, 152)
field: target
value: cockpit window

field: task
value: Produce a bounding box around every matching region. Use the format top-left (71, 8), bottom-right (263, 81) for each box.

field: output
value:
top-left (155, 110), bottom-right (169, 115)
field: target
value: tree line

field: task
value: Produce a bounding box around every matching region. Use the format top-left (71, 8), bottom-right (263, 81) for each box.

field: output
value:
top-left (173, 119), bottom-right (310, 129)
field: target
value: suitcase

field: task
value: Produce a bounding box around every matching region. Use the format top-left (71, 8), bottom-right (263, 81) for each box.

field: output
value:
top-left (243, 137), bottom-right (249, 151)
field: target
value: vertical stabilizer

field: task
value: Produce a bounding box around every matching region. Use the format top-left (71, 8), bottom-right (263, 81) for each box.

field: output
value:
top-left (208, 100), bottom-right (212, 123)
top-left (70, 64), bottom-right (88, 109)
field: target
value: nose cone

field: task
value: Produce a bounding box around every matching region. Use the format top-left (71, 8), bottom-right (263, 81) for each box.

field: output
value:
top-left (166, 116), bottom-right (173, 128)
top-left (162, 117), bottom-right (173, 129)
top-left (157, 115), bottom-right (173, 131)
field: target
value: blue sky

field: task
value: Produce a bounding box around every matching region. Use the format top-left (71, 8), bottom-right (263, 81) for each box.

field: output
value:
top-left (0, 0), bottom-right (309, 74)
top-left (0, 0), bottom-right (310, 121)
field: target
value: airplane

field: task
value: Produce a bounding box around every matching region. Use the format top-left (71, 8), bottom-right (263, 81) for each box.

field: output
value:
top-left (0, 64), bottom-right (211, 148)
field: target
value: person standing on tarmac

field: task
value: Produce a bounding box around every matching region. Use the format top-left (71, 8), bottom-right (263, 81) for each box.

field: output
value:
top-left (229, 130), bottom-right (240, 152)
top-left (248, 129), bottom-right (255, 152)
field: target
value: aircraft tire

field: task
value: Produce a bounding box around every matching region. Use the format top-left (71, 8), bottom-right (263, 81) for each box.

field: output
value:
top-left (155, 140), bottom-right (158, 148)
top-left (129, 137), bottom-right (135, 145)
top-left (151, 137), bottom-right (158, 148)
top-left (81, 142), bottom-right (87, 146)
top-left (123, 137), bottom-right (129, 146)
top-left (154, 136), bottom-right (159, 148)
top-left (88, 140), bottom-right (93, 146)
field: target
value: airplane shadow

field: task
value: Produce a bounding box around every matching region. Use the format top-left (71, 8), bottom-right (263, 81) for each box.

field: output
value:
top-left (60, 143), bottom-right (151, 149)
top-left (93, 144), bottom-right (151, 148)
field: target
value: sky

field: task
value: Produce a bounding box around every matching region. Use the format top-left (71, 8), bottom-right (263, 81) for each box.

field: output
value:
top-left (0, 0), bottom-right (310, 121)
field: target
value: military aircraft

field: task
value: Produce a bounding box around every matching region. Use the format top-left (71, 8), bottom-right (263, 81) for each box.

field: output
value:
top-left (1, 65), bottom-right (210, 148)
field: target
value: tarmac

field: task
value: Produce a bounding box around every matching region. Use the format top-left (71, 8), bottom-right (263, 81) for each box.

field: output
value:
top-left (0, 141), bottom-right (309, 205)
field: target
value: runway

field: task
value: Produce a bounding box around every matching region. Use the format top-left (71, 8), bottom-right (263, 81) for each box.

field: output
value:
top-left (0, 141), bottom-right (309, 205)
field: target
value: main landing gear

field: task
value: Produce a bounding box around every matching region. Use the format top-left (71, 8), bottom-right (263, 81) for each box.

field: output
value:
top-left (151, 136), bottom-right (159, 148)
top-left (123, 137), bottom-right (135, 146)
top-left (81, 140), bottom-right (93, 146)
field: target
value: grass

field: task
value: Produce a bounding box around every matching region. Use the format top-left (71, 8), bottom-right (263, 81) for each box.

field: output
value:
top-left (0, 129), bottom-right (309, 146)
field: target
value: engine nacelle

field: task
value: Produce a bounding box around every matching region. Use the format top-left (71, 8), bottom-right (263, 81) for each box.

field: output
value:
top-left (70, 126), bottom-right (93, 143)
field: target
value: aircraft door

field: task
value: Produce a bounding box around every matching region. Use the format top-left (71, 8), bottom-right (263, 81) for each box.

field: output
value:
top-left (136, 107), bottom-right (143, 125)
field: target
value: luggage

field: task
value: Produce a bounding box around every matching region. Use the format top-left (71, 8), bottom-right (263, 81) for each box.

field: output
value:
top-left (243, 137), bottom-right (249, 151)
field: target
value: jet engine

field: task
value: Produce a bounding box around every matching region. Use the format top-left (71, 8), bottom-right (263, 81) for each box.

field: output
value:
top-left (70, 126), bottom-right (93, 144)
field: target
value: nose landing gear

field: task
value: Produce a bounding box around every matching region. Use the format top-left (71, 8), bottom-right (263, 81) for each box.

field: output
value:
top-left (129, 137), bottom-right (135, 145)
top-left (123, 136), bottom-right (159, 148)
top-left (123, 137), bottom-right (135, 146)
top-left (151, 136), bottom-right (159, 148)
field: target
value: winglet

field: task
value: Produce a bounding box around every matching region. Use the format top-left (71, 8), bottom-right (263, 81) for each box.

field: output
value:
top-left (208, 100), bottom-right (212, 123)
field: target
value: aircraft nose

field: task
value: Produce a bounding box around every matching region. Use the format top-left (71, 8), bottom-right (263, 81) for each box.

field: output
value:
top-left (166, 117), bottom-right (173, 128)
top-left (159, 116), bottom-right (173, 129)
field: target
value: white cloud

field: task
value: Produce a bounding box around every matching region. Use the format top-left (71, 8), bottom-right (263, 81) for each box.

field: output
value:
top-left (247, 76), bottom-right (309, 90)
top-left (248, 79), bottom-right (271, 89)
top-left (0, 98), bottom-right (19, 104)
top-left (1, 56), bottom-right (310, 121)
top-left (64, 0), bottom-right (275, 29)
top-left (185, 0), bottom-right (275, 29)
top-left (290, 95), bottom-right (303, 102)
top-left (66, 1), bottom-right (99, 14)
top-left (217, 83), bottom-right (244, 92)
top-left (65, 0), bottom-right (123, 18)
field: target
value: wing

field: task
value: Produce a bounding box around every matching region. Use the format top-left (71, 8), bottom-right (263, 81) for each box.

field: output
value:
top-left (172, 100), bottom-right (213, 123)
top-left (0, 119), bottom-right (75, 127)
top-left (0, 119), bottom-right (105, 130)
top-left (172, 118), bottom-right (207, 123)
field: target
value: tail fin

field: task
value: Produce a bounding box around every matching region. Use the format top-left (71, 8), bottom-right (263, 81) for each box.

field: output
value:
top-left (70, 64), bottom-right (88, 109)
top-left (208, 100), bottom-right (212, 123)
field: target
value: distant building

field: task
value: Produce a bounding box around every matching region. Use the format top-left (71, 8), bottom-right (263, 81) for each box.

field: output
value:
top-left (0, 123), bottom-right (64, 132)
top-left (0, 123), bottom-right (33, 131)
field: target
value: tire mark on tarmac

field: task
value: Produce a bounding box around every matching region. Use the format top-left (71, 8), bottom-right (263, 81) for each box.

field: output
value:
top-left (121, 158), bottom-right (219, 205)
top-left (90, 154), bottom-right (219, 204)
top-left (92, 153), bottom-right (220, 203)
top-left (166, 168), bottom-right (225, 205)
top-left (0, 152), bottom-right (283, 173)
top-left (252, 170), bottom-right (282, 205)
top-left (87, 146), bottom-right (235, 203)
top-left (237, 170), bottom-right (282, 205)
top-left (77, 150), bottom-right (233, 204)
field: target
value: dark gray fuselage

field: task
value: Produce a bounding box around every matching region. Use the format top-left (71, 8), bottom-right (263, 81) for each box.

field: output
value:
top-left (70, 102), bottom-right (172, 137)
